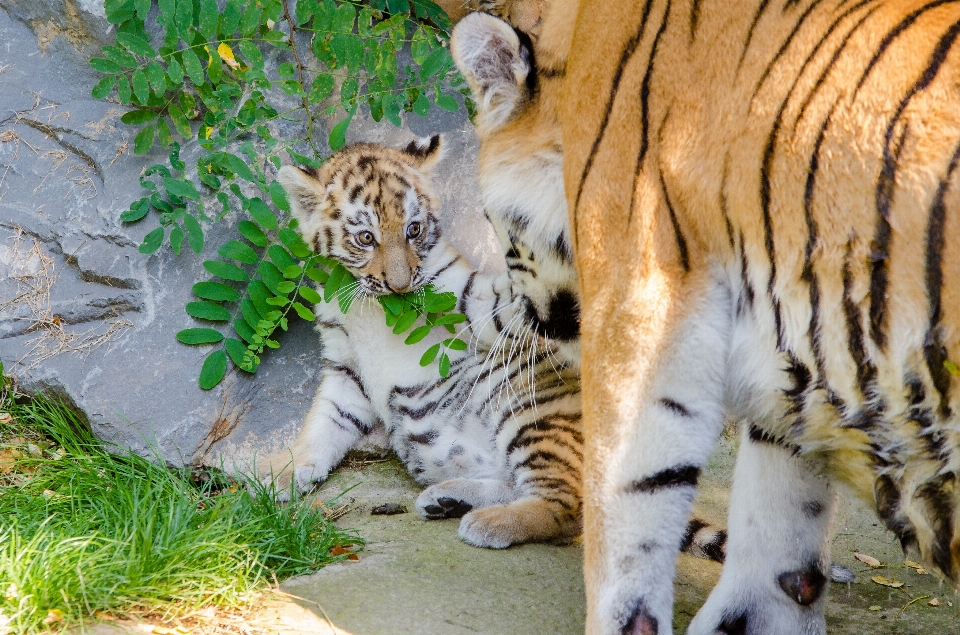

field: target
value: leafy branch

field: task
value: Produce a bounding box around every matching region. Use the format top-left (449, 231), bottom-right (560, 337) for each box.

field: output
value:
top-left (92, 0), bottom-right (472, 388)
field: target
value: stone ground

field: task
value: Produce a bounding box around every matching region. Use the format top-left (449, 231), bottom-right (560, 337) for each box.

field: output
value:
top-left (81, 431), bottom-right (960, 635)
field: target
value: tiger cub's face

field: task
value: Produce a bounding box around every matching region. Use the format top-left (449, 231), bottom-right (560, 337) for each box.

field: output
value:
top-left (278, 136), bottom-right (448, 296)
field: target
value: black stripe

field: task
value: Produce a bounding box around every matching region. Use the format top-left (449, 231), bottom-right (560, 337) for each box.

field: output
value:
top-left (628, 2), bottom-right (672, 224)
top-left (853, 0), bottom-right (960, 97)
top-left (690, 0), bottom-right (703, 41)
top-left (739, 233), bottom-right (755, 312)
top-left (747, 423), bottom-right (799, 452)
top-left (627, 465), bottom-right (700, 493)
top-left (660, 171), bottom-right (690, 272)
top-left (784, 352), bottom-right (812, 417)
top-left (573, 0), bottom-right (654, 226)
top-left (872, 18), bottom-right (960, 350)
top-left (750, 0), bottom-right (824, 102)
top-left (334, 403), bottom-right (373, 434)
top-left (514, 449), bottom-right (579, 474)
top-left (659, 398), bottom-right (693, 417)
top-left (924, 138), bottom-right (960, 418)
top-left (791, 3), bottom-right (880, 136)
top-left (328, 363), bottom-right (371, 399)
top-left (679, 518), bottom-right (708, 552)
top-left (720, 155), bottom-right (735, 250)
top-left (840, 243), bottom-right (877, 398)
top-left (915, 473), bottom-right (957, 577)
top-left (738, 0), bottom-right (772, 72)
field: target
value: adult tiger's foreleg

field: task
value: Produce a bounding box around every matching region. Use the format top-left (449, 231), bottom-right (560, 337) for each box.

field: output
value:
top-left (583, 276), bottom-right (730, 635)
top-left (688, 429), bottom-right (835, 635)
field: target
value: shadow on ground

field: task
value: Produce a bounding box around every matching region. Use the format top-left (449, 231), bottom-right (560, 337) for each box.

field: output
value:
top-left (282, 431), bottom-right (960, 635)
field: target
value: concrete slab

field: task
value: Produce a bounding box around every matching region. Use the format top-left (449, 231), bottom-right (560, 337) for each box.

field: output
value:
top-left (279, 432), bottom-right (960, 635)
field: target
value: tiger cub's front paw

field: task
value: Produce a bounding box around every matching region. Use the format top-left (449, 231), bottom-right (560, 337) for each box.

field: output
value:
top-left (255, 453), bottom-right (328, 502)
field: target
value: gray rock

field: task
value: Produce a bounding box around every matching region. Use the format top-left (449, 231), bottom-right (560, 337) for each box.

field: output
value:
top-left (0, 6), bottom-right (501, 466)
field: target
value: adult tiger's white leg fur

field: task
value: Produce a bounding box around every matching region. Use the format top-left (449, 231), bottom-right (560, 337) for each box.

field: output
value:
top-left (688, 431), bottom-right (835, 635)
top-left (587, 273), bottom-right (731, 634)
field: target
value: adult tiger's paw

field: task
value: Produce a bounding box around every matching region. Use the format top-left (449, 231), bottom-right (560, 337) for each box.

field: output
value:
top-left (687, 565), bottom-right (828, 635)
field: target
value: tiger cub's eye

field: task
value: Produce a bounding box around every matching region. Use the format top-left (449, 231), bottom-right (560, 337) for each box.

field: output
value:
top-left (406, 222), bottom-right (422, 239)
top-left (357, 231), bottom-right (375, 246)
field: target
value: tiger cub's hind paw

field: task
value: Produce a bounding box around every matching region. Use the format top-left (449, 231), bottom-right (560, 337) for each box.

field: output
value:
top-left (457, 496), bottom-right (580, 549)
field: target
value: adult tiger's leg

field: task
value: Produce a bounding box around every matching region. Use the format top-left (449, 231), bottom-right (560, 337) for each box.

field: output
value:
top-left (584, 277), bottom-right (731, 635)
top-left (688, 428), bottom-right (835, 635)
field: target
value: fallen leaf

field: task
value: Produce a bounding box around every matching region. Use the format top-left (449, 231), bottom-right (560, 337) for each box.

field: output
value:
top-left (94, 611), bottom-right (117, 620)
top-left (174, 626), bottom-right (190, 634)
top-left (871, 575), bottom-right (904, 588)
top-left (152, 626), bottom-right (177, 635)
top-left (928, 598), bottom-right (941, 607)
top-left (329, 545), bottom-right (352, 557)
top-left (0, 450), bottom-right (16, 474)
top-left (0, 412), bottom-right (12, 423)
top-left (868, 605), bottom-right (881, 611)
top-left (346, 553), bottom-right (359, 561)
top-left (855, 552), bottom-right (882, 568)
top-left (42, 609), bottom-right (64, 625)
top-left (42, 489), bottom-right (55, 498)
top-left (0, 131), bottom-right (16, 143)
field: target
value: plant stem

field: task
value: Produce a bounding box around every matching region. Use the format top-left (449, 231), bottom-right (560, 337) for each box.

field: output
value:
top-left (281, 0), bottom-right (321, 160)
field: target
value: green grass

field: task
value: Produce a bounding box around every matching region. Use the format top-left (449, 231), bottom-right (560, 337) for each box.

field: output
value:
top-left (0, 393), bottom-right (359, 634)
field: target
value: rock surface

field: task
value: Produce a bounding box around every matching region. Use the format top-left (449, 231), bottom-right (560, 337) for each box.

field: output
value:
top-left (0, 2), bottom-right (502, 465)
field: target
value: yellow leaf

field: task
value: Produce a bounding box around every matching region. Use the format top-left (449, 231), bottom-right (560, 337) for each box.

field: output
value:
top-left (218, 43), bottom-right (241, 70)
top-left (203, 127), bottom-right (212, 140)
top-left (854, 552), bottom-right (882, 568)
top-left (928, 597), bottom-right (941, 607)
top-left (871, 575), bottom-right (904, 588)
top-left (868, 605), bottom-right (881, 611)
top-left (944, 359), bottom-right (960, 375)
top-left (42, 609), bottom-right (64, 625)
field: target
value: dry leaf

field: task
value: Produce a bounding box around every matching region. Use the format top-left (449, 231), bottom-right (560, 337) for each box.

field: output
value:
top-left (855, 552), bottom-right (882, 568)
top-left (42, 489), bottom-right (55, 498)
top-left (0, 131), bottom-right (16, 143)
top-left (217, 43), bottom-right (241, 70)
top-left (329, 545), bottom-right (352, 557)
top-left (42, 609), bottom-right (64, 625)
top-left (868, 605), bottom-right (881, 611)
top-left (94, 611), bottom-right (117, 620)
top-left (0, 412), bottom-right (12, 423)
top-left (346, 553), bottom-right (359, 561)
top-left (928, 598), bottom-right (941, 607)
top-left (174, 626), bottom-right (190, 634)
top-left (948, 600), bottom-right (954, 607)
top-left (152, 626), bottom-right (176, 635)
top-left (0, 450), bottom-right (17, 474)
top-left (871, 575), bottom-right (904, 588)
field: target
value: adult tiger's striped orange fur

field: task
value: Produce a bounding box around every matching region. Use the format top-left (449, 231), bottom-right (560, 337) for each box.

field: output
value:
top-left (452, 1), bottom-right (960, 633)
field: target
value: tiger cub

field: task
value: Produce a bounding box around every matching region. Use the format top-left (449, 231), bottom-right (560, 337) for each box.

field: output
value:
top-left (258, 137), bottom-right (726, 557)
top-left (258, 136), bottom-right (583, 548)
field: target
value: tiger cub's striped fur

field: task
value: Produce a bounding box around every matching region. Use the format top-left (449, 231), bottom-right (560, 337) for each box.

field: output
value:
top-left (257, 136), bottom-right (585, 548)
top-left (453, 1), bottom-right (960, 633)
top-left (257, 137), bottom-right (727, 556)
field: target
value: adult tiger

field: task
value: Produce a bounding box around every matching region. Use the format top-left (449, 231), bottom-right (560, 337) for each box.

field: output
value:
top-left (452, 1), bottom-right (960, 633)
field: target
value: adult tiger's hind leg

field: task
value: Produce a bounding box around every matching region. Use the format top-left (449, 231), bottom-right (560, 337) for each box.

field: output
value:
top-left (688, 428), bottom-right (835, 635)
top-left (585, 278), bottom-right (731, 635)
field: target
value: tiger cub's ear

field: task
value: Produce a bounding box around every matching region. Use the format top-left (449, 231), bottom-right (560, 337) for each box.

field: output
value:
top-left (402, 135), bottom-right (444, 173)
top-left (451, 12), bottom-right (532, 132)
top-left (277, 165), bottom-right (327, 244)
